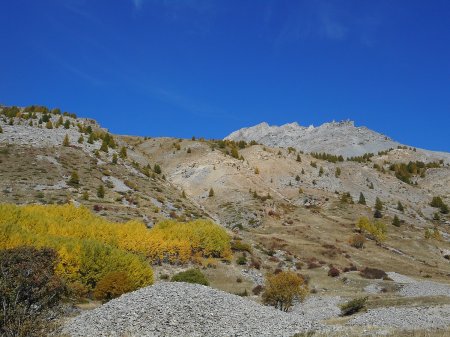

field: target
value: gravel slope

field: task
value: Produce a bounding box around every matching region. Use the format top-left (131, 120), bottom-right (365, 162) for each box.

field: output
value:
top-left (63, 282), bottom-right (323, 337)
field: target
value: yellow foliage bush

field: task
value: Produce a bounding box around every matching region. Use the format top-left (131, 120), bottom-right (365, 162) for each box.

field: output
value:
top-left (0, 204), bottom-right (153, 291)
top-left (0, 204), bottom-right (231, 288)
top-left (262, 271), bottom-right (308, 312)
top-left (356, 217), bottom-right (387, 242)
top-left (147, 219), bottom-right (232, 263)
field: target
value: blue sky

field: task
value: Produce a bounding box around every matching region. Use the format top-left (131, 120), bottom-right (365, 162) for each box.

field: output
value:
top-left (1, 0), bottom-right (449, 151)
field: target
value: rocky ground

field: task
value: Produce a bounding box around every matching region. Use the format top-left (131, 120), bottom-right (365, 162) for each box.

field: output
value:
top-left (62, 282), bottom-right (323, 337)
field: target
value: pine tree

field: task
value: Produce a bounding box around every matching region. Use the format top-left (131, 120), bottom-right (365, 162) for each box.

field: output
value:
top-left (63, 134), bottom-right (70, 147)
top-left (0, 125), bottom-right (2, 133)
top-left (375, 197), bottom-right (383, 211)
top-left (254, 167), bottom-right (260, 174)
top-left (397, 201), bottom-right (404, 212)
top-left (97, 184), bottom-right (105, 198)
top-left (296, 154), bottom-right (301, 162)
top-left (231, 147), bottom-right (239, 159)
top-left (358, 192), bottom-right (366, 205)
top-left (369, 182), bottom-right (374, 189)
top-left (100, 140), bottom-right (108, 153)
top-left (335, 167), bottom-right (341, 178)
top-left (87, 133), bottom-right (94, 144)
top-left (28, 120), bottom-right (33, 127)
top-left (82, 191), bottom-right (89, 200)
top-left (119, 146), bottom-right (127, 159)
top-left (68, 171), bottom-right (79, 187)
top-left (295, 175), bottom-right (300, 181)
top-left (301, 168), bottom-right (305, 175)
top-left (392, 215), bottom-right (400, 227)
top-left (319, 167), bottom-right (324, 177)
top-left (112, 153), bottom-right (118, 164)
top-left (181, 190), bottom-right (186, 198)
top-left (209, 188), bottom-right (215, 197)
top-left (153, 164), bottom-right (162, 174)
top-left (78, 135), bottom-right (84, 144)
top-left (64, 120), bottom-right (71, 129)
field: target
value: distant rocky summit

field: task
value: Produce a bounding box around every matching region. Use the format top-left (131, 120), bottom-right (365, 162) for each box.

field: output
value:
top-left (225, 120), bottom-right (401, 157)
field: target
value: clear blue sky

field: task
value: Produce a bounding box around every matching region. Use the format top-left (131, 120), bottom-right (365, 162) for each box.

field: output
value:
top-left (1, 1), bottom-right (449, 152)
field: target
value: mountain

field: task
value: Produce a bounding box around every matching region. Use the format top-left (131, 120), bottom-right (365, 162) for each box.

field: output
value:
top-left (1, 105), bottom-right (450, 336)
top-left (225, 120), bottom-right (450, 161)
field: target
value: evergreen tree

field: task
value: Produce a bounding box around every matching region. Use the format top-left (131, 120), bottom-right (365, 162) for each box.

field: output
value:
top-left (181, 190), bottom-right (186, 198)
top-left (335, 167), bottom-right (341, 178)
top-left (119, 146), bottom-right (127, 159)
top-left (397, 201), bottom-right (404, 212)
top-left (254, 167), bottom-right (260, 174)
top-left (358, 192), bottom-right (366, 205)
top-left (319, 166), bottom-right (324, 177)
top-left (369, 182), bottom-right (374, 189)
top-left (187, 147), bottom-right (192, 153)
top-left (392, 215), bottom-right (400, 227)
top-left (64, 120), bottom-right (71, 129)
top-left (82, 191), bottom-right (89, 200)
top-left (68, 171), bottom-right (79, 187)
top-left (78, 135), bottom-right (84, 144)
top-left (231, 147), bottom-right (239, 159)
top-left (209, 188), bottom-right (215, 197)
top-left (97, 184), bottom-right (105, 198)
top-left (375, 197), bottom-right (383, 211)
top-left (295, 175), bottom-right (300, 181)
top-left (0, 125), bottom-right (2, 133)
top-left (63, 134), bottom-right (70, 147)
top-left (112, 153), bottom-right (118, 164)
top-left (87, 133), bottom-right (94, 144)
top-left (153, 164), bottom-right (162, 174)
top-left (100, 140), bottom-right (109, 153)
top-left (301, 168), bottom-right (305, 175)
top-left (296, 154), bottom-right (301, 162)
top-left (28, 120), bottom-right (33, 127)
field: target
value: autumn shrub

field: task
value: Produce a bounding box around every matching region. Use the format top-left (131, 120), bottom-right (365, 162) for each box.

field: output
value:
top-left (262, 271), bottom-right (308, 312)
top-left (147, 219), bottom-right (232, 263)
top-left (94, 271), bottom-right (133, 301)
top-left (0, 246), bottom-right (66, 337)
top-left (349, 234), bottom-right (366, 249)
top-left (360, 267), bottom-right (387, 279)
top-left (0, 204), bottom-right (154, 293)
top-left (252, 285), bottom-right (264, 295)
top-left (328, 266), bottom-right (340, 277)
top-left (171, 268), bottom-right (209, 286)
top-left (340, 297), bottom-right (368, 316)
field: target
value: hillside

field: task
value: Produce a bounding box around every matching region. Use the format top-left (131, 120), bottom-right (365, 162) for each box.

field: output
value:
top-left (1, 105), bottom-right (450, 336)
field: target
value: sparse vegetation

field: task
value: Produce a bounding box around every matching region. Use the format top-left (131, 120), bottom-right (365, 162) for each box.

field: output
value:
top-left (171, 269), bottom-right (209, 286)
top-left (340, 297), bottom-right (368, 316)
top-left (357, 217), bottom-right (387, 242)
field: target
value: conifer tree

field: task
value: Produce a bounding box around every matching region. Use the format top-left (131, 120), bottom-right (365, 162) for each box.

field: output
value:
top-left (0, 125), bottom-right (2, 133)
top-left (209, 188), bottom-right (215, 197)
top-left (392, 215), bottom-right (400, 227)
top-left (358, 192), bottom-right (366, 205)
top-left (119, 146), bottom-right (127, 159)
top-left (97, 184), bottom-right (105, 198)
top-left (296, 154), bottom-right (301, 162)
top-left (397, 201), bottom-right (404, 212)
top-left (88, 133), bottom-right (94, 144)
top-left (64, 120), bottom-right (71, 129)
top-left (112, 153), bottom-right (118, 164)
top-left (319, 167), bottom-right (324, 177)
top-left (153, 164), bottom-right (162, 174)
top-left (82, 191), bottom-right (89, 200)
top-left (63, 134), bottom-right (70, 147)
top-left (68, 171), bottom-right (79, 187)
top-left (375, 197), bottom-right (383, 211)
top-left (335, 167), bottom-right (341, 178)
top-left (78, 135), bottom-right (84, 144)
top-left (100, 140), bottom-right (109, 153)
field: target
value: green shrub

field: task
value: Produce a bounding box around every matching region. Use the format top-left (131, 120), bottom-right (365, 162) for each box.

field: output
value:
top-left (340, 297), bottom-right (368, 316)
top-left (171, 269), bottom-right (209, 286)
top-left (237, 254), bottom-right (247, 265)
top-left (231, 240), bottom-right (252, 253)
